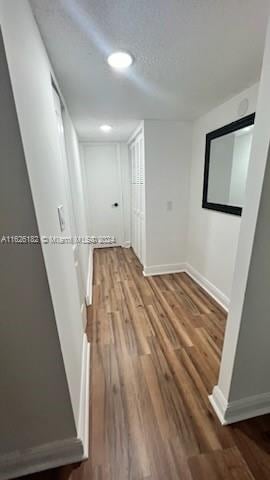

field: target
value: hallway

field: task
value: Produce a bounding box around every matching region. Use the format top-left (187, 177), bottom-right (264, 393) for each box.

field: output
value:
top-left (70, 247), bottom-right (270, 480)
top-left (3, 2), bottom-right (270, 479)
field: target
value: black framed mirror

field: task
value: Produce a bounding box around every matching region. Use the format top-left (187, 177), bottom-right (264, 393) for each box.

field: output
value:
top-left (202, 113), bottom-right (255, 216)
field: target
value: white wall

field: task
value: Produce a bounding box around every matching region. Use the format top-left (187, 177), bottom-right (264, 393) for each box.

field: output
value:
top-left (187, 84), bottom-right (258, 306)
top-left (0, 0), bottom-right (85, 431)
top-left (143, 120), bottom-right (192, 273)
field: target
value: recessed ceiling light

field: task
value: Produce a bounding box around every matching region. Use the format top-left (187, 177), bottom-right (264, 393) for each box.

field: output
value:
top-left (100, 124), bottom-right (112, 132)
top-left (107, 51), bottom-right (133, 70)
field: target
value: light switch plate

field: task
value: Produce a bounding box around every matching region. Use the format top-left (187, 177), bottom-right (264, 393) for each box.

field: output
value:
top-left (57, 205), bottom-right (65, 232)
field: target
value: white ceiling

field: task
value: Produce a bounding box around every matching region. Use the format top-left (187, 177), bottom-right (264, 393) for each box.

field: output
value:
top-left (30, 0), bottom-right (269, 141)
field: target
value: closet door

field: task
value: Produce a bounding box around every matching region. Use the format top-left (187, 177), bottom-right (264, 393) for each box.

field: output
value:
top-left (135, 137), bottom-right (140, 258)
top-left (138, 132), bottom-right (145, 262)
top-left (131, 142), bottom-right (137, 254)
top-left (129, 130), bottom-right (145, 264)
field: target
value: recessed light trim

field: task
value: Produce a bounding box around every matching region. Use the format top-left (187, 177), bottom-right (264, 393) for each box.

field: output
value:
top-left (107, 51), bottom-right (133, 70)
top-left (100, 124), bottom-right (112, 132)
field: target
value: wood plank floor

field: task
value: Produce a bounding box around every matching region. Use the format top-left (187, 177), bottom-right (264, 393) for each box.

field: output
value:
top-left (18, 247), bottom-right (270, 480)
top-left (81, 247), bottom-right (270, 480)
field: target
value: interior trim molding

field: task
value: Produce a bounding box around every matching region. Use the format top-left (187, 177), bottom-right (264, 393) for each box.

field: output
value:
top-left (85, 247), bottom-right (93, 306)
top-left (143, 263), bottom-right (186, 276)
top-left (185, 263), bottom-right (229, 311)
top-left (122, 241), bottom-right (131, 248)
top-left (80, 302), bottom-right (87, 331)
top-left (92, 243), bottom-right (121, 249)
top-left (209, 385), bottom-right (228, 425)
top-left (0, 437), bottom-right (84, 480)
top-left (77, 333), bottom-right (90, 459)
top-left (209, 385), bottom-right (270, 425)
top-left (127, 121), bottom-right (144, 145)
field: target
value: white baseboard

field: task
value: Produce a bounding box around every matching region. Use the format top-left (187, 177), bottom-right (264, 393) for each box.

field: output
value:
top-left (185, 264), bottom-right (229, 311)
top-left (92, 242), bottom-right (130, 249)
top-left (85, 247), bottom-right (93, 306)
top-left (209, 386), bottom-right (229, 425)
top-left (0, 333), bottom-right (90, 480)
top-left (0, 437), bottom-right (84, 480)
top-left (121, 241), bottom-right (131, 248)
top-left (209, 385), bottom-right (270, 425)
top-left (78, 333), bottom-right (90, 459)
top-left (80, 302), bottom-right (87, 331)
top-left (233, 392), bottom-right (270, 422)
top-left (143, 263), bottom-right (186, 276)
top-left (92, 243), bottom-right (119, 249)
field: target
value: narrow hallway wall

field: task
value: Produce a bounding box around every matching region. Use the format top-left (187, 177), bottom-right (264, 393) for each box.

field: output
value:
top-left (187, 84), bottom-right (258, 308)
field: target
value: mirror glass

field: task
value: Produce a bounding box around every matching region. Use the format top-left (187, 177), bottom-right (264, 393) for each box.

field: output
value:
top-left (203, 114), bottom-right (255, 216)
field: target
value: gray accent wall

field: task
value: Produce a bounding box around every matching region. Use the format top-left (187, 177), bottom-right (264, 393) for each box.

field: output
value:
top-left (229, 143), bottom-right (270, 400)
top-left (214, 13), bottom-right (270, 411)
top-left (0, 29), bottom-right (76, 453)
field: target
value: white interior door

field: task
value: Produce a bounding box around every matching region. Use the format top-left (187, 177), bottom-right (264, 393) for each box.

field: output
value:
top-left (130, 130), bottom-right (145, 264)
top-left (52, 88), bottom-right (87, 329)
top-left (83, 143), bottom-right (123, 245)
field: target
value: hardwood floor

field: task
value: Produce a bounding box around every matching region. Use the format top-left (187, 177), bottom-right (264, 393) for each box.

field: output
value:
top-left (18, 247), bottom-right (270, 480)
top-left (82, 247), bottom-right (270, 480)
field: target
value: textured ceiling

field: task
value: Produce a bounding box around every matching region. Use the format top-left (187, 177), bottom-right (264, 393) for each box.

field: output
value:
top-left (30, 0), bottom-right (269, 141)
